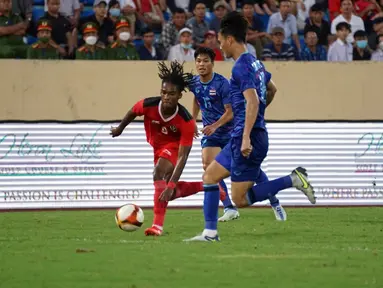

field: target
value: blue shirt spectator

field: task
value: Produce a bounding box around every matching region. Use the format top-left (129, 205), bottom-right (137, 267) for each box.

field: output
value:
top-left (300, 29), bottom-right (327, 61)
top-left (138, 28), bottom-right (164, 60)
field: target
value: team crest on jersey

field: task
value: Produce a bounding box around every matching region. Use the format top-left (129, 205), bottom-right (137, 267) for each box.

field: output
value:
top-left (161, 127), bottom-right (168, 134)
top-left (169, 125), bottom-right (177, 132)
top-left (209, 89), bottom-right (216, 96)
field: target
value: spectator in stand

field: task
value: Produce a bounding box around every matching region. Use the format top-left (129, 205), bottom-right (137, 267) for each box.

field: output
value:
top-left (167, 27), bottom-right (195, 61)
top-left (243, 0), bottom-right (268, 56)
top-left (300, 28), bottom-right (327, 60)
top-left (44, 0), bottom-right (80, 29)
top-left (253, 0), bottom-right (274, 16)
top-left (303, 4), bottom-right (331, 47)
top-left (187, 0), bottom-right (209, 47)
top-left (107, 0), bottom-right (121, 25)
top-left (41, 0), bottom-right (75, 57)
top-left (331, 0), bottom-right (365, 43)
top-left (267, 0), bottom-right (301, 51)
top-left (27, 19), bottom-right (60, 59)
top-left (0, 0), bottom-right (28, 58)
top-left (201, 30), bottom-right (224, 60)
top-left (79, 0), bottom-right (114, 46)
top-left (12, 0), bottom-right (32, 22)
top-left (355, 0), bottom-right (382, 33)
top-left (328, 22), bottom-right (353, 61)
top-left (117, 0), bottom-right (137, 36)
top-left (368, 15), bottom-right (383, 49)
top-left (160, 8), bottom-right (190, 58)
top-left (246, 27), bottom-right (258, 57)
top-left (136, 0), bottom-right (165, 30)
top-left (166, 0), bottom-right (190, 14)
top-left (107, 17), bottom-right (139, 60)
top-left (296, 0), bottom-right (316, 30)
top-left (371, 33), bottom-right (383, 60)
top-left (353, 29), bottom-right (371, 59)
top-left (329, 0), bottom-right (342, 21)
top-left (138, 27), bottom-right (163, 60)
top-left (262, 26), bottom-right (295, 60)
top-left (76, 21), bottom-right (106, 59)
top-left (209, 1), bottom-right (229, 33)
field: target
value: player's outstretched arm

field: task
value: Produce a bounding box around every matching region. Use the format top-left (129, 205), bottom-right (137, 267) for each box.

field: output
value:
top-left (266, 79), bottom-right (277, 108)
top-left (110, 109), bottom-right (138, 138)
top-left (202, 104), bottom-right (233, 136)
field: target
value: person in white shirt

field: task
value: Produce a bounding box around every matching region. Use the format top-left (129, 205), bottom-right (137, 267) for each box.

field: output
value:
top-left (167, 27), bottom-right (195, 61)
top-left (371, 34), bottom-right (383, 61)
top-left (328, 22), bottom-right (353, 61)
top-left (331, 0), bottom-right (365, 43)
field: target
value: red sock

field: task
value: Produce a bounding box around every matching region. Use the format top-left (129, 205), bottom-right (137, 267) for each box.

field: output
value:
top-left (153, 180), bottom-right (168, 229)
top-left (173, 181), bottom-right (203, 199)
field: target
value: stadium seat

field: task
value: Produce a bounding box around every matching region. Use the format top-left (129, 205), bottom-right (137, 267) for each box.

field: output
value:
top-left (26, 36), bottom-right (38, 45)
top-left (133, 38), bottom-right (143, 47)
top-left (256, 13), bottom-right (270, 32)
top-left (205, 12), bottom-right (213, 24)
top-left (80, 8), bottom-right (94, 18)
top-left (163, 11), bottom-right (171, 22)
top-left (82, 0), bottom-right (95, 6)
top-left (32, 6), bottom-right (45, 22)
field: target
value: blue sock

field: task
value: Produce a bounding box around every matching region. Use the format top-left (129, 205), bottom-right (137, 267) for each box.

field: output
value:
top-left (247, 175), bottom-right (292, 205)
top-left (219, 180), bottom-right (235, 210)
top-left (203, 184), bottom-right (220, 230)
top-left (256, 170), bottom-right (279, 206)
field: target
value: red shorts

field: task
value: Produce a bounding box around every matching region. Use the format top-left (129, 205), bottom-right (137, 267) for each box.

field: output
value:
top-left (153, 145), bottom-right (179, 167)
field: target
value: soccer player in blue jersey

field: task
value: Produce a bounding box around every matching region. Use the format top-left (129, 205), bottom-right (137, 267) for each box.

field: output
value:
top-left (190, 46), bottom-right (287, 222)
top-left (185, 11), bottom-right (316, 242)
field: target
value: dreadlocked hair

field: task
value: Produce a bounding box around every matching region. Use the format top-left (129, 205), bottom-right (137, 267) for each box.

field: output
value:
top-left (157, 61), bottom-right (194, 92)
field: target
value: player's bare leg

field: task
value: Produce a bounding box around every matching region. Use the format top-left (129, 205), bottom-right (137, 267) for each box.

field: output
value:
top-left (145, 157), bottom-right (174, 236)
top-left (184, 160), bottom-right (230, 242)
top-left (202, 147), bottom-right (239, 222)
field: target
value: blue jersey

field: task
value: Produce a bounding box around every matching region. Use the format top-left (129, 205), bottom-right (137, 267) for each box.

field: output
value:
top-left (230, 53), bottom-right (271, 137)
top-left (190, 73), bottom-right (233, 139)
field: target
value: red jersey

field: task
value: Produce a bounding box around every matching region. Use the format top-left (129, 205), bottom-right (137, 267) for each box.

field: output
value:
top-left (132, 97), bottom-right (195, 150)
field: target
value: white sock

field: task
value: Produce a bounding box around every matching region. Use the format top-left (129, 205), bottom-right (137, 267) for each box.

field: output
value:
top-left (203, 229), bottom-right (217, 237)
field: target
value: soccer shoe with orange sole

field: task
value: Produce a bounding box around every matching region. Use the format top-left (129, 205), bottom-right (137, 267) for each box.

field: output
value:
top-left (144, 226), bottom-right (163, 236)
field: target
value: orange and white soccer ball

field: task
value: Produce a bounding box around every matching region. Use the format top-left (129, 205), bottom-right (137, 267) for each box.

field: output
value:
top-left (115, 203), bottom-right (144, 232)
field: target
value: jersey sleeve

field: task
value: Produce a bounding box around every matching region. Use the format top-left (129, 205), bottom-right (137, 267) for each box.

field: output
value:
top-left (265, 71), bottom-right (272, 84)
top-left (220, 79), bottom-right (231, 106)
top-left (179, 119), bottom-right (195, 147)
top-left (232, 63), bottom-right (257, 93)
top-left (131, 99), bottom-right (145, 116)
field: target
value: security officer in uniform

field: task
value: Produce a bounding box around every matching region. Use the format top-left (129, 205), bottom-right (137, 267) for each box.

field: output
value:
top-left (76, 22), bottom-right (106, 60)
top-left (107, 17), bottom-right (139, 60)
top-left (27, 19), bottom-right (60, 59)
top-left (0, 0), bottom-right (28, 58)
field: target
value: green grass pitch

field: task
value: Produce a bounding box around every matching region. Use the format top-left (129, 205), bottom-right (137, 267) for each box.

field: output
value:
top-left (0, 207), bottom-right (382, 288)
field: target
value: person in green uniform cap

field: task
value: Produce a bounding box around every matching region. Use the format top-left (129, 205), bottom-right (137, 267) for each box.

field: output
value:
top-left (76, 21), bottom-right (106, 60)
top-left (27, 19), bottom-right (60, 59)
top-left (107, 17), bottom-right (139, 60)
top-left (0, 0), bottom-right (28, 58)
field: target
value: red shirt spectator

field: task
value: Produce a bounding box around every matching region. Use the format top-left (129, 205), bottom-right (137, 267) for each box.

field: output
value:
top-left (202, 30), bottom-right (224, 61)
top-left (355, 0), bottom-right (382, 20)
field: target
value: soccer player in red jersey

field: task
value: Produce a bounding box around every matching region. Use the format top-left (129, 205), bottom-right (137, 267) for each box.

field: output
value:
top-left (110, 61), bottom-right (224, 236)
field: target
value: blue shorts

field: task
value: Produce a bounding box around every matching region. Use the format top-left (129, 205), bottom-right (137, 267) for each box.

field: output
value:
top-left (201, 136), bottom-right (230, 149)
top-left (215, 129), bottom-right (269, 182)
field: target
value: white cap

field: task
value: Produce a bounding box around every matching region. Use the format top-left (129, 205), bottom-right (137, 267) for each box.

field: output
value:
top-left (178, 27), bottom-right (192, 36)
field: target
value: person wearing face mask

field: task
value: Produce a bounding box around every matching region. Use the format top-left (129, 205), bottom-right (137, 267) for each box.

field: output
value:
top-left (76, 21), bottom-right (106, 60)
top-left (353, 30), bottom-right (371, 60)
top-left (108, 0), bottom-right (121, 23)
top-left (167, 27), bottom-right (195, 61)
top-left (106, 17), bottom-right (139, 60)
top-left (27, 19), bottom-right (60, 59)
top-left (371, 34), bottom-right (383, 60)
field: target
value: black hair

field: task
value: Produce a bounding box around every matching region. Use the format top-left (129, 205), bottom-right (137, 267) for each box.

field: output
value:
top-left (157, 61), bottom-right (194, 93)
top-left (340, 0), bottom-right (353, 4)
top-left (174, 7), bottom-right (186, 14)
top-left (304, 28), bottom-right (318, 38)
top-left (242, 0), bottom-right (255, 7)
top-left (141, 27), bottom-right (153, 36)
top-left (279, 0), bottom-right (291, 4)
top-left (194, 46), bottom-right (216, 62)
top-left (193, 0), bottom-right (206, 9)
top-left (354, 30), bottom-right (366, 38)
top-left (336, 21), bottom-right (351, 32)
top-left (108, 0), bottom-right (119, 9)
top-left (220, 11), bottom-right (248, 43)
